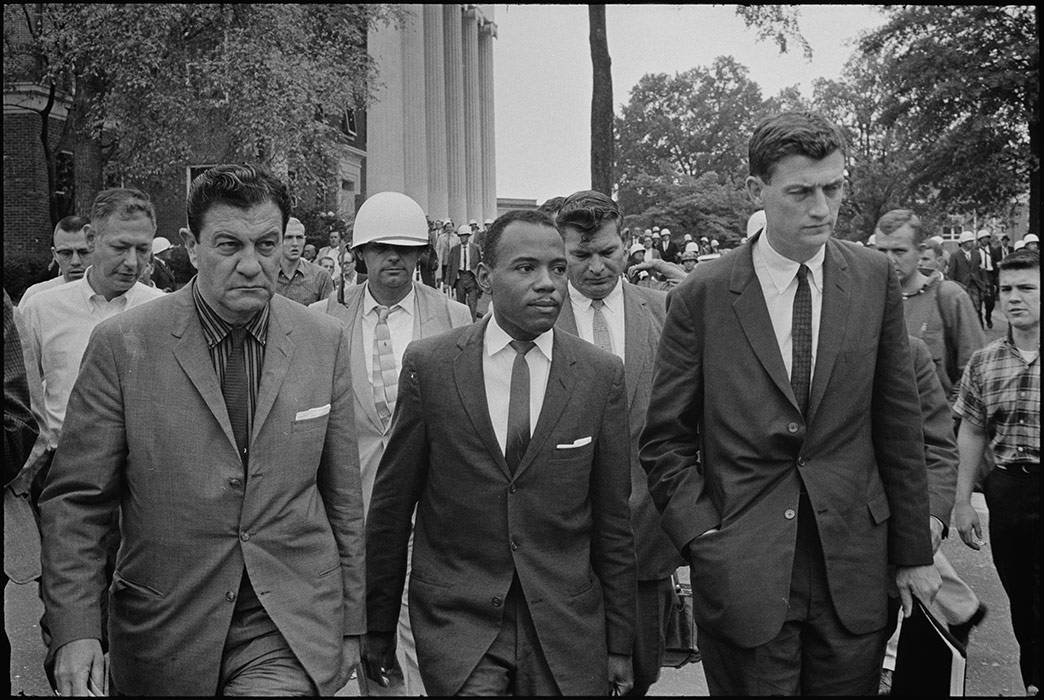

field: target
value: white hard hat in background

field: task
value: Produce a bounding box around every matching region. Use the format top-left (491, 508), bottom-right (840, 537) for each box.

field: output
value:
top-left (457, 224), bottom-right (472, 236)
top-left (628, 242), bottom-right (646, 256)
top-left (1023, 233), bottom-right (1039, 244)
top-left (351, 192), bottom-right (429, 249)
top-left (958, 230), bottom-right (976, 244)
top-left (746, 210), bottom-right (766, 238)
top-left (977, 229), bottom-right (992, 240)
top-left (152, 237), bottom-right (172, 255)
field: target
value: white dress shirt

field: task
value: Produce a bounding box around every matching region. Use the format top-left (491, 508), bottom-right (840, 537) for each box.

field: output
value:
top-left (483, 316), bottom-right (554, 455)
top-left (361, 283), bottom-right (417, 389)
top-left (20, 268), bottom-right (165, 447)
top-left (752, 233), bottom-right (825, 380)
top-left (18, 275), bottom-right (69, 307)
top-left (567, 280), bottom-right (626, 362)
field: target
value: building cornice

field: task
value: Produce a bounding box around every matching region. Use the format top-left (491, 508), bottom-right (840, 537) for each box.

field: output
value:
top-left (3, 82), bottom-right (71, 119)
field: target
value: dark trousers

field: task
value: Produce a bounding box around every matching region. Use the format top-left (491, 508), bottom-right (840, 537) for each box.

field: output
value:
top-left (984, 466), bottom-right (1040, 690)
top-left (627, 577), bottom-right (675, 696)
top-left (454, 271), bottom-right (479, 320)
top-left (457, 575), bottom-right (559, 696)
top-left (698, 495), bottom-right (887, 695)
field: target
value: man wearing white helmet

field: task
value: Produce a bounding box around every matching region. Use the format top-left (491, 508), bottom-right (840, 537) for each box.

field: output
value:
top-left (445, 224), bottom-right (483, 320)
top-left (658, 228), bottom-right (680, 264)
top-left (276, 217), bottom-right (335, 306)
top-left (948, 230), bottom-right (985, 326)
top-left (1023, 232), bottom-right (1039, 252)
top-left (311, 192), bottom-right (472, 696)
top-left (975, 229), bottom-right (1000, 328)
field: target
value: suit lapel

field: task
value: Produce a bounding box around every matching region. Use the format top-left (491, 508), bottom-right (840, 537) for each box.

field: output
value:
top-left (170, 290), bottom-right (238, 453)
top-left (556, 296), bottom-right (579, 336)
top-left (807, 241), bottom-right (850, 423)
top-left (513, 330), bottom-right (577, 479)
top-left (453, 318), bottom-right (511, 479)
top-left (729, 237), bottom-right (798, 410)
top-left (621, 285), bottom-right (650, 409)
top-left (251, 300), bottom-right (295, 443)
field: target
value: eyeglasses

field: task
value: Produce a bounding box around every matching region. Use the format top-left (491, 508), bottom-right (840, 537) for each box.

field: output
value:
top-left (55, 248), bottom-right (90, 260)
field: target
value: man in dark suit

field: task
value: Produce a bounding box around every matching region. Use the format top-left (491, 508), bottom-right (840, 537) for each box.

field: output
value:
top-left (658, 229), bottom-right (680, 264)
top-left (975, 229), bottom-right (999, 328)
top-left (948, 230), bottom-right (984, 324)
top-left (640, 111), bottom-right (940, 695)
top-left (553, 190), bottom-right (685, 695)
top-left (363, 209), bottom-right (637, 695)
top-left (40, 164), bottom-right (365, 696)
top-left (445, 224), bottom-right (482, 319)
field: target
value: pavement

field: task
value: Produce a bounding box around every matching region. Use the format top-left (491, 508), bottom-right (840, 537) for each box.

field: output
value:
top-left (6, 311), bottom-right (1024, 696)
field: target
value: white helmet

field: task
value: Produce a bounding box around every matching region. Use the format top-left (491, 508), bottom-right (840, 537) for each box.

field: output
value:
top-left (351, 192), bottom-right (429, 249)
top-left (746, 210), bottom-right (766, 238)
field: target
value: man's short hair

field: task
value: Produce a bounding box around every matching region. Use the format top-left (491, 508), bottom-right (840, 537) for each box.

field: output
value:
top-left (875, 209), bottom-right (925, 245)
top-left (186, 164), bottom-right (291, 238)
top-left (999, 249), bottom-right (1039, 273)
top-left (482, 209), bottom-right (559, 269)
top-left (537, 196), bottom-right (567, 218)
top-left (555, 190), bottom-right (622, 240)
top-left (54, 215), bottom-right (90, 237)
top-left (748, 111), bottom-right (848, 182)
top-left (90, 188), bottom-right (156, 232)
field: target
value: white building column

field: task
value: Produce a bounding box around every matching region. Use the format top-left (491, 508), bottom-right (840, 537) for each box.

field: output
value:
top-left (366, 15), bottom-right (405, 194)
top-left (478, 20), bottom-right (497, 223)
top-left (443, 5), bottom-right (467, 228)
top-left (402, 5), bottom-right (428, 212)
top-left (423, 4), bottom-right (448, 220)
top-left (462, 7), bottom-right (483, 225)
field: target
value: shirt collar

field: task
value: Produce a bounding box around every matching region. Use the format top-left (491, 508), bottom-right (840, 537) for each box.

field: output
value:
top-left (363, 282), bottom-right (416, 317)
top-left (568, 278), bottom-right (623, 316)
top-left (485, 314), bottom-right (554, 363)
top-left (753, 232), bottom-right (826, 296)
top-left (192, 279), bottom-right (269, 348)
top-left (80, 266), bottom-right (135, 306)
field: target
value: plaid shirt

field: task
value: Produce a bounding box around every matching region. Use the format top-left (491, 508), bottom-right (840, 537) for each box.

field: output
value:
top-left (953, 335), bottom-right (1040, 466)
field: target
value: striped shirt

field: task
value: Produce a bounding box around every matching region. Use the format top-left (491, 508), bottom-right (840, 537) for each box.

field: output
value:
top-left (953, 335), bottom-right (1040, 466)
top-left (191, 281), bottom-right (269, 436)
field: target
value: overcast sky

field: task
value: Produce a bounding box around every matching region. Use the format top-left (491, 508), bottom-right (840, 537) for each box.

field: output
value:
top-left (492, 4), bottom-right (887, 204)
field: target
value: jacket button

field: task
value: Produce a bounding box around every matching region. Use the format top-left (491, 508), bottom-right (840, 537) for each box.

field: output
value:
top-left (797, 457), bottom-right (807, 466)
top-left (491, 596), bottom-right (502, 607)
top-left (225, 591), bottom-right (237, 602)
top-left (787, 422), bottom-right (799, 433)
top-left (229, 478), bottom-right (242, 488)
top-left (509, 485), bottom-right (517, 494)
top-left (511, 541), bottom-right (519, 551)
top-left (240, 532), bottom-right (250, 541)
top-left (784, 509), bottom-right (796, 520)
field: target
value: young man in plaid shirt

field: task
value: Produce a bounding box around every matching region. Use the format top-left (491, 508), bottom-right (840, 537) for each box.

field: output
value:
top-left (952, 249), bottom-right (1039, 696)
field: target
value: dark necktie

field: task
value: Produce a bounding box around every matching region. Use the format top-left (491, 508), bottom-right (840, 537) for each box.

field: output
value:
top-left (505, 340), bottom-right (535, 474)
top-left (791, 265), bottom-right (812, 416)
top-left (223, 327), bottom-right (250, 463)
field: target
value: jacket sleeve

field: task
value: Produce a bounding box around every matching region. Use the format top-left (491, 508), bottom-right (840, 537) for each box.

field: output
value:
top-left (3, 292), bottom-right (37, 484)
top-left (910, 336), bottom-right (957, 526)
top-left (317, 324), bottom-right (367, 634)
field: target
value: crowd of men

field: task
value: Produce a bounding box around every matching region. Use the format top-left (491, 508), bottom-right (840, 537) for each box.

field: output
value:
top-left (2, 110), bottom-right (1039, 697)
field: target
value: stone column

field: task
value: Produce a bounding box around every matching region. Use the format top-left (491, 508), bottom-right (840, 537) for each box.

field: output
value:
top-left (423, 5), bottom-right (448, 220)
top-left (366, 14), bottom-right (405, 195)
top-left (402, 5), bottom-right (428, 212)
top-left (443, 5), bottom-right (467, 228)
top-left (478, 21), bottom-right (497, 223)
top-left (462, 8), bottom-right (483, 225)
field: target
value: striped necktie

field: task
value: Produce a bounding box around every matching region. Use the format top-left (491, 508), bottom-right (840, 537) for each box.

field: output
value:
top-left (372, 306), bottom-right (398, 428)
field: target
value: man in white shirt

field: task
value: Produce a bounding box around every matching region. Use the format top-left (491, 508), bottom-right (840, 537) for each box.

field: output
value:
top-left (18, 187), bottom-right (164, 688)
top-left (19, 216), bottom-right (92, 306)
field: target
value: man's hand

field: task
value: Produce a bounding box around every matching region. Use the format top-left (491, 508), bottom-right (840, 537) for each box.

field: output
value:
top-left (607, 653), bottom-right (634, 696)
top-left (953, 500), bottom-right (984, 550)
top-left (929, 516), bottom-right (945, 554)
top-left (53, 638), bottom-right (105, 696)
top-left (895, 564), bottom-right (942, 617)
top-left (361, 631), bottom-right (397, 689)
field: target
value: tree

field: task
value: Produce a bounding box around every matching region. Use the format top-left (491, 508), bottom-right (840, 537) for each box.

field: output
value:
top-left (859, 5), bottom-right (1039, 232)
top-left (3, 4), bottom-right (398, 215)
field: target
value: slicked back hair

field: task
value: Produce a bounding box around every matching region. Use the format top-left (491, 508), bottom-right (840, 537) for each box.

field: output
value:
top-left (875, 209), bottom-right (925, 246)
top-left (555, 190), bottom-right (622, 241)
top-left (481, 209), bottom-right (559, 269)
top-left (186, 164), bottom-right (291, 239)
top-left (749, 111), bottom-right (848, 183)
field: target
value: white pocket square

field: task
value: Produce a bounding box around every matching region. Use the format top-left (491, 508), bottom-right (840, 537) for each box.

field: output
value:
top-left (295, 404), bottom-right (331, 421)
top-left (556, 436), bottom-right (592, 449)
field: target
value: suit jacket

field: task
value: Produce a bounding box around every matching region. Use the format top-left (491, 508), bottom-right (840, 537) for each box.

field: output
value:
top-left (946, 248), bottom-right (981, 291)
top-left (909, 336), bottom-right (957, 525)
top-left (659, 240), bottom-right (681, 264)
top-left (556, 282), bottom-right (685, 581)
top-left (39, 287), bottom-right (365, 695)
top-left (444, 241), bottom-right (481, 288)
top-left (640, 233), bottom-right (932, 648)
top-left (366, 319), bottom-right (637, 695)
top-left (311, 282), bottom-right (473, 510)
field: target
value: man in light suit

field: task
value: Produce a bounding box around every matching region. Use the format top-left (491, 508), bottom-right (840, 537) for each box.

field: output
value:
top-left (363, 209), bottom-right (637, 695)
top-left (640, 112), bottom-right (940, 695)
top-left (553, 190), bottom-right (685, 695)
top-left (445, 224), bottom-right (482, 320)
top-left (40, 164), bottom-right (365, 696)
top-left (311, 191), bottom-right (472, 696)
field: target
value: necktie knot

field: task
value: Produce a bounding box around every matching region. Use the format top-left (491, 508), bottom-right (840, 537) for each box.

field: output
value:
top-left (591, 299), bottom-right (605, 310)
top-left (796, 264), bottom-right (810, 283)
top-left (376, 305), bottom-right (391, 323)
top-left (509, 339), bottom-right (535, 356)
top-left (229, 326), bottom-right (247, 349)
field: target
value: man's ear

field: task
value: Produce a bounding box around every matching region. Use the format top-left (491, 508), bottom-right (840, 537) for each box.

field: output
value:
top-left (179, 227), bottom-right (199, 270)
top-left (745, 175), bottom-right (766, 208)
top-left (476, 261), bottom-right (492, 295)
top-left (84, 224), bottom-right (98, 252)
